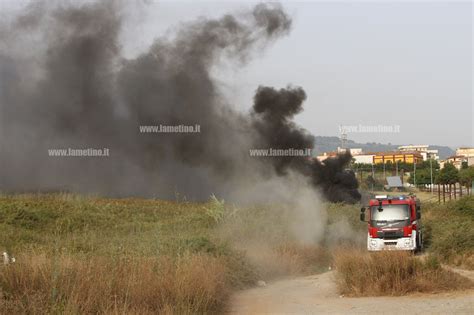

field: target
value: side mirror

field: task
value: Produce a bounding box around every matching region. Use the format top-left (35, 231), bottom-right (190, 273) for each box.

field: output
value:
top-left (360, 213), bottom-right (365, 222)
top-left (416, 212), bottom-right (421, 220)
top-left (360, 207), bottom-right (366, 213)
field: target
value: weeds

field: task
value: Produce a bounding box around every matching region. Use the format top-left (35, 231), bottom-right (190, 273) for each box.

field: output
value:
top-left (0, 194), bottom-right (245, 313)
top-left (0, 253), bottom-right (227, 314)
top-left (423, 196), bottom-right (474, 269)
top-left (204, 194), bottom-right (225, 225)
top-left (334, 249), bottom-right (473, 296)
top-left (1, 193), bottom-right (473, 313)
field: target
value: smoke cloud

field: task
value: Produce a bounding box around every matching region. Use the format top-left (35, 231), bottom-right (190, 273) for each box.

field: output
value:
top-left (0, 1), bottom-right (360, 204)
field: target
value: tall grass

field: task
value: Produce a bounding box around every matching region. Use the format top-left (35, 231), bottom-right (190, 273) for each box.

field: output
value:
top-left (423, 196), bottom-right (474, 269)
top-left (0, 194), bottom-right (247, 313)
top-left (2, 193), bottom-right (472, 312)
top-left (0, 253), bottom-right (228, 314)
top-left (334, 249), bottom-right (473, 296)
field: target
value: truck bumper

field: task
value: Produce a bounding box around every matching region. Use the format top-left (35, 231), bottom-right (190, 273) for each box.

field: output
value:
top-left (367, 232), bottom-right (417, 251)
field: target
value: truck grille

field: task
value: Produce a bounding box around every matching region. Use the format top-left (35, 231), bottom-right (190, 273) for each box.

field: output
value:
top-left (377, 230), bottom-right (403, 239)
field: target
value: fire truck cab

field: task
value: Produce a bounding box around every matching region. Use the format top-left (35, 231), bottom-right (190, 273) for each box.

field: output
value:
top-left (360, 195), bottom-right (422, 251)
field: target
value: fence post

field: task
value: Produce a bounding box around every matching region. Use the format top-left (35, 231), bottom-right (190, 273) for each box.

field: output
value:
top-left (438, 184), bottom-right (441, 203)
top-left (443, 185), bottom-right (446, 203)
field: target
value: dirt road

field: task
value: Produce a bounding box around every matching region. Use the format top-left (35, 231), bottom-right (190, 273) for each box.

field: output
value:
top-left (228, 271), bottom-right (474, 314)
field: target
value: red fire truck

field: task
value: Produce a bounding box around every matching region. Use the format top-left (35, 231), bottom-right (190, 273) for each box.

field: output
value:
top-left (360, 195), bottom-right (423, 251)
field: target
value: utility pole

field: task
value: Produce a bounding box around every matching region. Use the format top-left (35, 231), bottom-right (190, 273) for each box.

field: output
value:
top-left (430, 158), bottom-right (433, 194)
top-left (383, 162), bottom-right (386, 181)
top-left (371, 163), bottom-right (375, 191)
top-left (413, 161), bottom-right (416, 187)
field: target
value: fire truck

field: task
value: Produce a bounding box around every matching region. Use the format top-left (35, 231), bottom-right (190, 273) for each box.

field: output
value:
top-left (360, 195), bottom-right (423, 251)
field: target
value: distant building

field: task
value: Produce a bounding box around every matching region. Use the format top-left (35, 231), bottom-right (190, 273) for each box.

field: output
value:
top-left (398, 145), bottom-right (439, 161)
top-left (440, 148), bottom-right (474, 169)
top-left (398, 145), bottom-right (429, 152)
top-left (353, 154), bottom-right (375, 164)
top-left (337, 147), bottom-right (363, 155)
top-left (373, 151), bottom-right (424, 164)
top-left (317, 147), bottom-right (364, 162)
top-left (318, 147), bottom-right (425, 165)
top-left (456, 147), bottom-right (474, 158)
top-left (316, 151), bottom-right (338, 162)
top-left (440, 156), bottom-right (468, 170)
top-left (469, 157), bottom-right (474, 167)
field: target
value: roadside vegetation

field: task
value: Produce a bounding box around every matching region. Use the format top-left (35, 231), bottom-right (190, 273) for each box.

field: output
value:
top-left (334, 249), bottom-right (473, 296)
top-left (0, 194), bottom-right (250, 314)
top-left (0, 193), bottom-right (472, 313)
top-left (0, 194), bottom-right (359, 313)
top-left (423, 196), bottom-right (474, 269)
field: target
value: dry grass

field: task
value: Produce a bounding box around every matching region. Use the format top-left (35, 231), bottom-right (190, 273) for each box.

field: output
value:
top-left (272, 243), bottom-right (331, 276)
top-left (334, 249), bottom-right (474, 296)
top-left (423, 197), bottom-right (474, 270)
top-left (239, 242), bottom-right (331, 280)
top-left (0, 253), bottom-right (228, 314)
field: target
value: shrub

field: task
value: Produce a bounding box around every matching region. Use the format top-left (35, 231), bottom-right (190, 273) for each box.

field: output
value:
top-left (423, 198), bottom-right (474, 269)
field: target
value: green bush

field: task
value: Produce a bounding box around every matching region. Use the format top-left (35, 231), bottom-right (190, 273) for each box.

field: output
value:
top-left (423, 197), bottom-right (474, 269)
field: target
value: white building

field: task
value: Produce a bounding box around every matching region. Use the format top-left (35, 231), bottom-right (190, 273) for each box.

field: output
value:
top-left (440, 156), bottom-right (468, 170)
top-left (398, 145), bottom-right (439, 161)
top-left (353, 154), bottom-right (375, 164)
top-left (316, 151), bottom-right (337, 162)
top-left (441, 147), bottom-right (474, 169)
top-left (317, 148), bottom-right (366, 163)
top-left (469, 157), bottom-right (474, 167)
top-left (337, 147), bottom-right (363, 155)
top-left (456, 147), bottom-right (474, 157)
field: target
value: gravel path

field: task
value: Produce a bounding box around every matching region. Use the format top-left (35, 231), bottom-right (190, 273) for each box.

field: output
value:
top-left (228, 270), bottom-right (474, 314)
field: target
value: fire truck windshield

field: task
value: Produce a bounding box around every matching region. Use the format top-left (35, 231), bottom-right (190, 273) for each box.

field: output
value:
top-left (370, 204), bottom-right (410, 226)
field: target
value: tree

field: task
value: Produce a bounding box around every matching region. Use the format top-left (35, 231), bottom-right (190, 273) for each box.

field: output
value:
top-left (420, 159), bottom-right (439, 170)
top-left (459, 166), bottom-right (474, 189)
top-left (408, 168), bottom-right (432, 186)
top-left (436, 163), bottom-right (459, 185)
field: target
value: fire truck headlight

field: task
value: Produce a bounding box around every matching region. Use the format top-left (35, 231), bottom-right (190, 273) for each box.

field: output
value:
top-left (370, 240), bottom-right (377, 247)
top-left (404, 239), bottom-right (411, 247)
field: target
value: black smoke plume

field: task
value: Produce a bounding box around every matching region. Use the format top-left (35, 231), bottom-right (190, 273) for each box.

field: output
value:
top-left (0, 1), bottom-right (360, 203)
top-left (251, 86), bottom-right (360, 203)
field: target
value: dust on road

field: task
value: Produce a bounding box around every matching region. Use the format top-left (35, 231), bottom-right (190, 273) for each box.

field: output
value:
top-left (228, 271), bottom-right (474, 314)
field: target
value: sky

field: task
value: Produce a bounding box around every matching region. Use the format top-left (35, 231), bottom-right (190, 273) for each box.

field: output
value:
top-left (121, 0), bottom-right (472, 148)
top-left (3, 0), bottom-right (473, 148)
